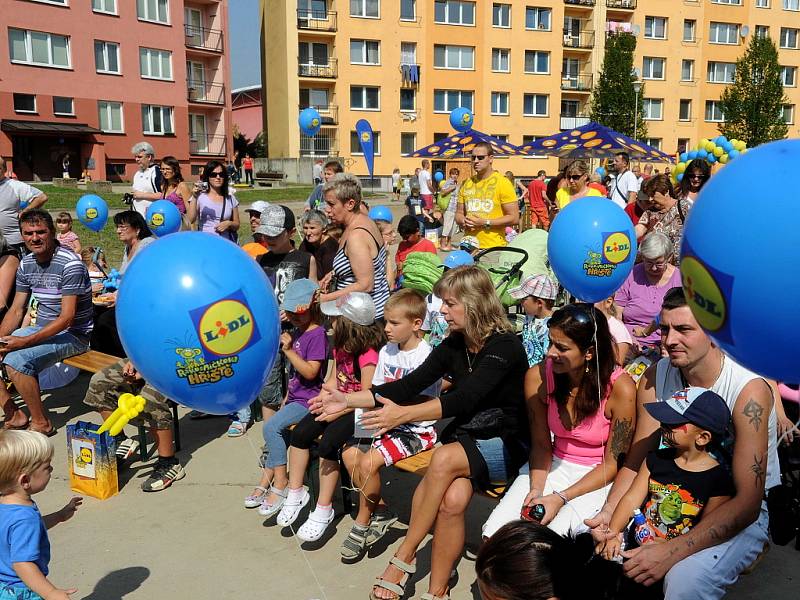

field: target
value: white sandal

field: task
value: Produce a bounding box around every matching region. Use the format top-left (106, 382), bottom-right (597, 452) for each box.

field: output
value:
top-left (257, 486), bottom-right (288, 517)
top-left (276, 487), bottom-right (310, 527)
top-left (297, 508), bottom-right (335, 542)
top-left (244, 486), bottom-right (267, 509)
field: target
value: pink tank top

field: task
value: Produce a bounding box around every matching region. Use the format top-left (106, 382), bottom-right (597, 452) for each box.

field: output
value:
top-left (545, 360), bottom-right (624, 466)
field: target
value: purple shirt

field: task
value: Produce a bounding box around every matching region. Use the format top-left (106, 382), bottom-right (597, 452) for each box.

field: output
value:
top-left (286, 325), bottom-right (329, 407)
top-left (196, 193), bottom-right (237, 235)
top-left (614, 263), bottom-right (682, 346)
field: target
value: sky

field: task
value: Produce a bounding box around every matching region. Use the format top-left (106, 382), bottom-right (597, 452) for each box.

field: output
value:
top-left (229, 0), bottom-right (261, 90)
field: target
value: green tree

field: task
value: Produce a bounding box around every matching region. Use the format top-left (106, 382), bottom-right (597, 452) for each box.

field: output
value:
top-left (232, 124), bottom-right (267, 159)
top-left (590, 32), bottom-right (647, 140)
top-left (718, 34), bottom-right (788, 146)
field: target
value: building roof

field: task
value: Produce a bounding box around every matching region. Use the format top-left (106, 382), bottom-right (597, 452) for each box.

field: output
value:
top-left (0, 120), bottom-right (102, 135)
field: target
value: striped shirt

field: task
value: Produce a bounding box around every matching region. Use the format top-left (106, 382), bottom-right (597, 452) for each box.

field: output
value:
top-left (16, 245), bottom-right (93, 338)
top-left (332, 227), bottom-right (390, 319)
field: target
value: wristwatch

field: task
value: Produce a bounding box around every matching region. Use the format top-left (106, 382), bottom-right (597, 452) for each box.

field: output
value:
top-left (484, 219), bottom-right (491, 229)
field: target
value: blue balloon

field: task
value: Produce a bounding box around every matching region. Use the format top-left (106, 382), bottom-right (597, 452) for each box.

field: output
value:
top-left (728, 149), bottom-right (739, 159)
top-left (707, 154), bottom-right (717, 164)
top-left (547, 197), bottom-right (636, 303)
top-left (596, 167), bottom-right (606, 178)
top-left (697, 149), bottom-right (709, 159)
top-left (723, 141), bottom-right (734, 153)
top-left (145, 200), bottom-right (182, 237)
top-left (298, 107), bottom-right (322, 136)
top-left (449, 107), bottom-right (474, 133)
top-left (434, 171), bottom-right (445, 182)
top-left (688, 151), bottom-right (698, 160)
top-left (676, 173), bottom-right (684, 182)
top-left (19, 200), bottom-right (29, 210)
top-left (444, 250), bottom-right (474, 269)
top-left (368, 205), bottom-right (393, 223)
top-left (680, 152), bottom-right (689, 162)
top-left (76, 194), bottom-right (108, 232)
top-left (679, 139), bottom-right (800, 381)
top-left (116, 233), bottom-right (280, 414)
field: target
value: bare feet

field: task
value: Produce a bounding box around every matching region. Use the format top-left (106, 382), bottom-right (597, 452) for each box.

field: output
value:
top-left (2, 410), bottom-right (29, 430)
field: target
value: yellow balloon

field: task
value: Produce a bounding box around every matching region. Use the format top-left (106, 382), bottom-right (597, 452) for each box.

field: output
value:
top-left (719, 154), bottom-right (729, 164)
top-left (736, 140), bottom-right (747, 151)
top-left (676, 162), bottom-right (686, 174)
top-left (699, 138), bottom-right (709, 150)
top-left (713, 146), bottom-right (724, 157)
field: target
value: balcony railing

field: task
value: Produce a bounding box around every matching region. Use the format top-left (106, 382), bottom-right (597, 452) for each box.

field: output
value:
top-left (563, 30), bottom-right (595, 49)
top-left (297, 9), bottom-right (337, 31)
top-left (187, 82), bottom-right (225, 105)
top-left (190, 134), bottom-right (226, 156)
top-left (185, 26), bottom-right (224, 53)
top-left (564, 0), bottom-right (595, 7)
top-left (298, 58), bottom-right (337, 78)
top-left (561, 73), bottom-right (594, 91)
top-left (560, 115), bottom-right (591, 130)
top-left (300, 126), bottom-right (337, 157)
top-left (298, 104), bottom-right (338, 125)
top-left (607, 0), bottom-right (637, 10)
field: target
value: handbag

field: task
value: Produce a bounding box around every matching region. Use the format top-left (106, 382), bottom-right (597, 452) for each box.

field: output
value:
top-left (66, 421), bottom-right (119, 500)
top-left (220, 195), bottom-right (239, 243)
top-left (459, 407), bottom-right (507, 440)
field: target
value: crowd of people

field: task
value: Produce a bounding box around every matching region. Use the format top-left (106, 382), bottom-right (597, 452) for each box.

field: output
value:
top-left (0, 141), bottom-right (796, 600)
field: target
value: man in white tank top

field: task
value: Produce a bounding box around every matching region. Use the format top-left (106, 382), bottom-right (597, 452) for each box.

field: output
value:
top-left (587, 287), bottom-right (778, 600)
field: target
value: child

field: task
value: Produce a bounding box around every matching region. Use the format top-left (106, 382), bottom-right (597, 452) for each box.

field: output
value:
top-left (274, 292), bottom-right (385, 543)
top-left (335, 289), bottom-right (441, 560)
top-left (405, 182), bottom-right (424, 228)
top-left (508, 274), bottom-right (558, 367)
top-left (374, 220), bottom-right (397, 290)
top-left (599, 387), bottom-right (734, 562)
top-left (0, 431), bottom-right (82, 599)
top-left (244, 279), bottom-right (329, 514)
top-left (595, 297), bottom-right (634, 365)
top-left (55, 212), bottom-right (80, 254)
top-left (395, 215), bottom-right (437, 279)
top-left (423, 208), bottom-right (443, 248)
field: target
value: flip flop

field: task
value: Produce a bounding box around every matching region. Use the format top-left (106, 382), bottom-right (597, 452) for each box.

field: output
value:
top-left (3, 419), bottom-right (30, 431)
top-left (28, 425), bottom-right (57, 437)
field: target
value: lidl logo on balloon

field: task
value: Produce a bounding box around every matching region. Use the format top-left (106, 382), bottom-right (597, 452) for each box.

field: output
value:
top-left (680, 257), bottom-right (726, 331)
top-left (86, 208), bottom-right (98, 220)
top-left (583, 232), bottom-right (631, 278)
top-left (361, 132), bottom-right (370, 143)
top-left (150, 213), bottom-right (164, 227)
top-left (311, 118), bottom-right (319, 127)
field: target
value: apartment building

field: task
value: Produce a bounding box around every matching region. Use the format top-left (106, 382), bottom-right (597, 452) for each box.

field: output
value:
top-left (261, 0), bottom-right (800, 178)
top-left (0, 0), bottom-right (233, 182)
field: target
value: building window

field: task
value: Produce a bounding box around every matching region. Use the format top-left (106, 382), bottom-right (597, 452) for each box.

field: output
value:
top-left (350, 40), bottom-right (380, 65)
top-left (400, 42), bottom-right (417, 63)
top-left (13, 94), bottom-right (36, 114)
top-left (709, 22), bottom-right (740, 44)
top-left (781, 66), bottom-right (797, 86)
top-left (525, 7), bottom-right (551, 30)
top-left (492, 48), bottom-right (510, 72)
top-left (707, 61), bottom-right (736, 83)
top-left (98, 100), bottom-right (123, 133)
top-left (782, 104), bottom-right (795, 123)
top-left (300, 88), bottom-right (329, 109)
top-left (643, 98), bottom-right (663, 120)
top-left (142, 104), bottom-right (173, 135)
top-left (350, 85), bottom-right (380, 110)
top-left (433, 89), bottom-right (473, 112)
top-left (8, 28), bottom-right (70, 69)
top-left (705, 100), bottom-right (725, 122)
top-left (434, 1), bottom-right (475, 26)
top-left (523, 94), bottom-right (548, 116)
top-left (493, 134), bottom-right (508, 142)
top-left (522, 135), bottom-right (546, 158)
top-left (784, 0), bottom-right (800, 11)
top-left (756, 0), bottom-right (770, 6)
top-left (136, 0), bottom-right (169, 24)
top-left (644, 17), bottom-right (667, 40)
top-left (642, 57), bottom-right (665, 80)
top-left (400, 0), bottom-right (415, 20)
top-left (139, 47), bottom-right (172, 80)
top-left (677, 138), bottom-right (690, 153)
top-left (433, 45), bottom-right (475, 70)
top-left (755, 25), bottom-right (770, 38)
top-left (681, 59), bottom-right (695, 81)
top-left (401, 132), bottom-right (416, 156)
top-left (92, 0), bottom-right (117, 14)
top-left (524, 50), bottom-right (550, 74)
top-left (94, 40), bottom-right (120, 74)
top-left (780, 27), bottom-right (799, 49)
top-left (53, 96), bottom-right (74, 116)
top-left (493, 3), bottom-right (510, 28)
top-left (679, 99), bottom-right (692, 121)
top-left (491, 92), bottom-right (509, 115)
top-left (711, 0), bottom-right (742, 4)
top-left (350, 130), bottom-right (381, 154)
top-left (645, 138), bottom-right (662, 151)
top-left (350, 0), bottom-right (379, 18)
top-left (683, 20), bottom-right (696, 42)
top-left (400, 88), bottom-right (415, 111)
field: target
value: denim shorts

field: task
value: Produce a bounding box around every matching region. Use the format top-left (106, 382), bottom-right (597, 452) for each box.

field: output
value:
top-left (2, 326), bottom-right (89, 377)
top-left (473, 437), bottom-right (515, 485)
top-left (0, 586), bottom-right (44, 600)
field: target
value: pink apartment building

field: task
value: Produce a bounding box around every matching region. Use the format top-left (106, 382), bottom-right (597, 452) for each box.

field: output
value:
top-left (0, 0), bottom-right (233, 182)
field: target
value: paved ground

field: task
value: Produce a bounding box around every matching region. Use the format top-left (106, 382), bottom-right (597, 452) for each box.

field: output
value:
top-left (26, 375), bottom-right (799, 599)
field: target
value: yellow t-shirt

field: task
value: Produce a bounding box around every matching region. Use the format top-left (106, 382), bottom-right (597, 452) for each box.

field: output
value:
top-left (458, 171), bottom-right (517, 249)
top-left (556, 186), bottom-right (603, 210)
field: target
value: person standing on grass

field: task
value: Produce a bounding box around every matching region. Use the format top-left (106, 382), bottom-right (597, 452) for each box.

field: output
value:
top-left (0, 159), bottom-right (47, 257)
top-left (242, 154), bottom-right (255, 186)
top-left (130, 142), bottom-right (163, 218)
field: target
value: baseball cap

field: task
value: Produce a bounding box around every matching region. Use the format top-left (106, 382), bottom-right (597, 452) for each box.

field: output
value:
top-left (320, 292), bottom-right (375, 326)
top-left (644, 387), bottom-right (732, 436)
top-left (459, 236), bottom-right (480, 252)
top-left (281, 278), bottom-right (319, 314)
top-left (244, 200), bottom-right (270, 215)
top-left (255, 205), bottom-right (295, 237)
top-left (509, 274), bottom-right (558, 301)
top-left (444, 250), bottom-right (474, 270)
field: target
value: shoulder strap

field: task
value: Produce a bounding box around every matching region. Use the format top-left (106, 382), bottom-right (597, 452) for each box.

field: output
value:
top-left (352, 226), bottom-right (382, 251)
top-left (677, 198), bottom-right (686, 224)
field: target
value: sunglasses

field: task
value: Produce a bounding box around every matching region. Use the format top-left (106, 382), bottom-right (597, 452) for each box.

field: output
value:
top-left (688, 174), bottom-right (704, 180)
top-left (566, 174), bottom-right (584, 181)
top-left (558, 303), bottom-right (593, 326)
top-left (471, 155), bottom-right (488, 161)
top-left (209, 171), bottom-right (226, 178)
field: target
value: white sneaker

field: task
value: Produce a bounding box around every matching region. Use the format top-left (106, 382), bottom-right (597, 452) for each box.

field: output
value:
top-left (276, 487), bottom-right (310, 527)
top-left (297, 507), bottom-right (335, 542)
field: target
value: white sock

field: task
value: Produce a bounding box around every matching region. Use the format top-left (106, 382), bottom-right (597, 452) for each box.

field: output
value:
top-left (286, 487), bottom-right (305, 502)
top-left (311, 503), bottom-right (333, 518)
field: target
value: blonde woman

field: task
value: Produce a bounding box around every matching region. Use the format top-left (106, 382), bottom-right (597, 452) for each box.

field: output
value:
top-left (313, 266), bottom-right (529, 600)
top-left (555, 159), bottom-right (603, 210)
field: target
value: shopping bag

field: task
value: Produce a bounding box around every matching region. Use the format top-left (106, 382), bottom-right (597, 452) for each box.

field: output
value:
top-left (66, 421), bottom-right (119, 500)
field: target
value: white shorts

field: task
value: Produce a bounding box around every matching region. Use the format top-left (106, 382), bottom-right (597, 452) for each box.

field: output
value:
top-left (441, 209), bottom-right (457, 238)
top-left (482, 455), bottom-right (612, 539)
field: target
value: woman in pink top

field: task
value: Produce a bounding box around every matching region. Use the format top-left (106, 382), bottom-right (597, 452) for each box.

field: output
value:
top-left (483, 304), bottom-right (636, 538)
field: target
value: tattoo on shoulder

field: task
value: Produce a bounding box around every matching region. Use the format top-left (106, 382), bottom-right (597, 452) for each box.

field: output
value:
top-left (742, 399), bottom-right (764, 432)
top-left (751, 453), bottom-right (766, 491)
top-left (610, 417), bottom-right (633, 460)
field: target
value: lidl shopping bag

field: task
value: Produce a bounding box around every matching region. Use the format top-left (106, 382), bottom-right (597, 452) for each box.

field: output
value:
top-left (66, 421), bottom-right (118, 500)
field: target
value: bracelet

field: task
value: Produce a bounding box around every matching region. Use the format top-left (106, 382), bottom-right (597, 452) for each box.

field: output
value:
top-left (554, 490), bottom-right (569, 505)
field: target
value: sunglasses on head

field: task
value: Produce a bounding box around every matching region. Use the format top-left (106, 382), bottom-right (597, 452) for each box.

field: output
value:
top-left (558, 303), bottom-right (594, 326)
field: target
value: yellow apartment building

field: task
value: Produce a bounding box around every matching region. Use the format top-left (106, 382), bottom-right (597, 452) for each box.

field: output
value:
top-left (261, 0), bottom-right (800, 180)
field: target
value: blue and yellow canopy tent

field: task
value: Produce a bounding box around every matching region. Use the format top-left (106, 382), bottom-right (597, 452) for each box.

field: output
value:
top-left (409, 129), bottom-right (527, 158)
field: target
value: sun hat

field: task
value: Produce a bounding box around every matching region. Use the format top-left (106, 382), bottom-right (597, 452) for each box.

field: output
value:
top-left (280, 278), bottom-right (319, 314)
top-left (320, 292), bottom-right (375, 326)
top-left (508, 274), bottom-right (558, 301)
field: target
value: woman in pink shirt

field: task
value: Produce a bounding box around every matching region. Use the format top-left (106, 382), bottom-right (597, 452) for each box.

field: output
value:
top-left (483, 304), bottom-right (636, 538)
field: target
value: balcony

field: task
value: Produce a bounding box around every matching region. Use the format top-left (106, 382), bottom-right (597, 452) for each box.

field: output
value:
top-left (298, 104), bottom-right (338, 125)
top-left (561, 74), bottom-right (593, 92)
top-left (297, 9), bottom-right (337, 32)
top-left (298, 58), bottom-right (337, 78)
top-left (300, 126), bottom-right (337, 157)
top-left (560, 115), bottom-right (590, 130)
top-left (563, 30), bottom-right (595, 49)
top-left (190, 134), bottom-right (226, 156)
top-left (607, 0), bottom-right (636, 10)
top-left (187, 82), bottom-right (225, 105)
top-left (564, 0), bottom-right (595, 7)
top-left (185, 26), bottom-right (224, 53)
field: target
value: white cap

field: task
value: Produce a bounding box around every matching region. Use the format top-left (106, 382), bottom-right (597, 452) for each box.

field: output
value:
top-left (244, 200), bottom-right (270, 215)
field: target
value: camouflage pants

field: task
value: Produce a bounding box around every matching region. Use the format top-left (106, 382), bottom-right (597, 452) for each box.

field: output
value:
top-left (83, 359), bottom-right (173, 429)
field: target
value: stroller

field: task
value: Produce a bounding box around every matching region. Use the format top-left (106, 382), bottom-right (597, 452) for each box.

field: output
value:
top-left (473, 246), bottom-right (530, 333)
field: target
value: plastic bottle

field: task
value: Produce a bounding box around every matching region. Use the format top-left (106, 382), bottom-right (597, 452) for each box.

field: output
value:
top-left (632, 509), bottom-right (654, 545)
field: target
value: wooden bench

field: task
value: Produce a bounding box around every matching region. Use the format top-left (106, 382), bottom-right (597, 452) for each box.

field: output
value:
top-left (63, 350), bottom-right (181, 461)
top-left (394, 448), bottom-right (508, 499)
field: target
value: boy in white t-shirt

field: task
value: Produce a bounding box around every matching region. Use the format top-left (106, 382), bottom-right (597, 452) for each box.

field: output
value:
top-left (338, 289), bottom-right (441, 560)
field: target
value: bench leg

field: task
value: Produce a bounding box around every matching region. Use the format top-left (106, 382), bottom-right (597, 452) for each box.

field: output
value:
top-left (137, 425), bottom-right (148, 461)
top-left (171, 402), bottom-right (181, 452)
top-left (339, 460), bottom-right (353, 516)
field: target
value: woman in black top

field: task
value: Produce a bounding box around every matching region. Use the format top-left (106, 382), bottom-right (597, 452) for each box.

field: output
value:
top-left (298, 209), bottom-right (338, 279)
top-left (313, 266), bottom-right (529, 600)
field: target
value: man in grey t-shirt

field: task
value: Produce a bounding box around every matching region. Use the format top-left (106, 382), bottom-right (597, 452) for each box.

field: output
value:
top-left (0, 158), bottom-right (48, 253)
